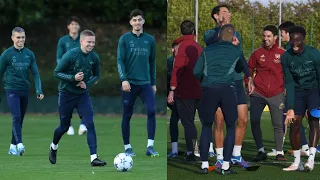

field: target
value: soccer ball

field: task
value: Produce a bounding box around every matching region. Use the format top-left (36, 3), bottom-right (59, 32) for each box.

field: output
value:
top-left (114, 153), bottom-right (133, 172)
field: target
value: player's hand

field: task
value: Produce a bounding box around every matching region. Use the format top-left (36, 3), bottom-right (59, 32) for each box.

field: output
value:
top-left (232, 36), bottom-right (240, 46)
top-left (122, 81), bottom-right (131, 92)
top-left (283, 88), bottom-right (286, 96)
top-left (248, 77), bottom-right (255, 95)
top-left (167, 91), bottom-right (174, 104)
top-left (284, 109), bottom-right (295, 125)
top-left (76, 81), bottom-right (87, 89)
top-left (75, 72), bottom-right (84, 81)
top-left (152, 85), bottom-right (157, 94)
top-left (37, 94), bottom-right (44, 100)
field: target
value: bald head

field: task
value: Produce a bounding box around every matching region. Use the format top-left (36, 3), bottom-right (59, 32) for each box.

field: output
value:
top-left (220, 24), bottom-right (235, 42)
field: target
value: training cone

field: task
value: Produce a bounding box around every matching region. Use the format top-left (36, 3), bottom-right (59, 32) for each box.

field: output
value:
top-left (310, 107), bottom-right (320, 118)
top-left (208, 166), bottom-right (216, 172)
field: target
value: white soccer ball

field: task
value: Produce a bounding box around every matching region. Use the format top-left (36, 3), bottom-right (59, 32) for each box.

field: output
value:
top-left (114, 153), bottom-right (133, 172)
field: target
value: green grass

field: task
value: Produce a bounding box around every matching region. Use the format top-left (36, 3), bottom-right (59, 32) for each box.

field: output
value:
top-left (167, 112), bottom-right (320, 180)
top-left (0, 115), bottom-right (167, 180)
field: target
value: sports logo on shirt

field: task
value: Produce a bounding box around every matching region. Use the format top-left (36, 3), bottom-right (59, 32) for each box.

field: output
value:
top-left (144, 40), bottom-right (149, 44)
top-left (129, 41), bottom-right (134, 48)
top-left (274, 54), bottom-right (281, 63)
top-left (11, 56), bottom-right (16, 62)
top-left (260, 54), bottom-right (265, 62)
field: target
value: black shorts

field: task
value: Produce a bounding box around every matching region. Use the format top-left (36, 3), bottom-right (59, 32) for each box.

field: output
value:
top-left (235, 80), bottom-right (247, 105)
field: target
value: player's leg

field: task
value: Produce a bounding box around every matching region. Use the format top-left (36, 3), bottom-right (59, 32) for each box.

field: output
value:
top-left (198, 87), bottom-right (219, 174)
top-left (139, 84), bottom-right (159, 157)
top-left (266, 93), bottom-right (286, 161)
top-left (218, 85), bottom-right (238, 174)
top-left (300, 113), bottom-right (309, 156)
top-left (176, 99), bottom-right (198, 161)
top-left (250, 92), bottom-right (268, 162)
top-left (231, 80), bottom-right (250, 167)
top-left (77, 91), bottom-right (106, 166)
top-left (17, 90), bottom-right (29, 155)
top-left (6, 90), bottom-right (22, 156)
top-left (214, 107), bottom-right (224, 168)
top-left (305, 89), bottom-right (320, 171)
top-left (67, 111), bottom-right (75, 136)
top-left (49, 92), bottom-right (75, 164)
top-left (121, 84), bottom-right (138, 156)
top-left (283, 90), bottom-right (305, 171)
top-left (167, 101), bottom-right (180, 158)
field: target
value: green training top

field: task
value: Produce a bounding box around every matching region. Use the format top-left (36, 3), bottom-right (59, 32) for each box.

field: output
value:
top-left (54, 47), bottom-right (100, 94)
top-left (0, 46), bottom-right (43, 95)
top-left (117, 32), bottom-right (156, 85)
top-left (193, 41), bottom-right (243, 87)
top-left (203, 27), bottom-right (244, 80)
top-left (56, 34), bottom-right (80, 63)
top-left (281, 45), bottom-right (320, 109)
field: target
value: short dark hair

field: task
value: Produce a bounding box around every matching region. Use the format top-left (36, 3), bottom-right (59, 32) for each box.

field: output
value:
top-left (211, 4), bottom-right (230, 23)
top-left (12, 27), bottom-right (25, 36)
top-left (279, 21), bottom-right (295, 33)
top-left (171, 42), bottom-right (178, 48)
top-left (263, 25), bottom-right (278, 36)
top-left (180, 20), bottom-right (195, 35)
top-left (220, 24), bottom-right (235, 42)
top-left (289, 26), bottom-right (306, 39)
top-left (67, 16), bottom-right (81, 26)
top-left (130, 9), bottom-right (144, 19)
top-left (80, 30), bottom-right (95, 40)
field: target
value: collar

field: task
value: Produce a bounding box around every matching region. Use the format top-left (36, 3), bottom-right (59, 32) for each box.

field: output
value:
top-left (12, 46), bottom-right (24, 52)
top-left (68, 34), bottom-right (80, 41)
top-left (131, 31), bottom-right (144, 37)
top-left (173, 34), bottom-right (195, 44)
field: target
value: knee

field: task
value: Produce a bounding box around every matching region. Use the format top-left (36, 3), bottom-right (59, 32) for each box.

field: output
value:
top-left (237, 116), bottom-right (248, 127)
top-left (85, 119), bottom-right (94, 130)
top-left (146, 106), bottom-right (155, 117)
top-left (214, 113), bottom-right (224, 131)
top-left (61, 125), bottom-right (69, 133)
top-left (12, 115), bottom-right (21, 123)
top-left (291, 122), bottom-right (301, 131)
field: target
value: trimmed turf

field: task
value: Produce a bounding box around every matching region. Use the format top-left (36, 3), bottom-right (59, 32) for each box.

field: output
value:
top-left (167, 112), bottom-right (320, 180)
top-left (0, 115), bottom-right (167, 180)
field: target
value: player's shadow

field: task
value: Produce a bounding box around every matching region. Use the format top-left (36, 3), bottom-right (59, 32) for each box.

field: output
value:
top-left (167, 159), bottom-right (201, 174)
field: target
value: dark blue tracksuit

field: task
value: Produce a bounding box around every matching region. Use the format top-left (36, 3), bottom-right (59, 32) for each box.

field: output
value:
top-left (193, 41), bottom-right (244, 162)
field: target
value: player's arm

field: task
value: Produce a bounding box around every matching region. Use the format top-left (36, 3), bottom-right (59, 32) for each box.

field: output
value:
top-left (149, 37), bottom-right (156, 86)
top-left (281, 54), bottom-right (294, 110)
top-left (86, 54), bottom-right (101, 88)
top-left (311, 48), bottom-right (320, 87)
top-left (244, 51), bottom-right (257, 85)
top-left (204, 29), bottom-right (219, 46)
top-left (235, 58), bottom-right (244, 73)
top-left (193, 51), bottom-right (205, 81)
top-left (0, 53), bottom-right (8, 98)
top-left (117, 36), bottom-right (127, 82)
top-left (240, 51), bottom-right (252, 77)
top-left (56, 38), bottom-right (64, 63)
top-left (53, 52), bottom-right (76, 82)
top-left (30, 52), bottom-right (43, 96)
top-left (170, 45), bottom-right (187, 90)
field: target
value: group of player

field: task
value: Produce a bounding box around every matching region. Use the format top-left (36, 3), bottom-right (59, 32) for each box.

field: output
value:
top-left (1, 9), bottom-right (159, 167)
top-left (167, 4), bottom-right (320, 174)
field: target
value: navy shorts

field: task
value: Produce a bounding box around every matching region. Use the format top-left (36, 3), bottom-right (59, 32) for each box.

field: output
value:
top-left (294, 88), bottom-right (320, 116)
top-left (235, 80), bottom-right (247, 105)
